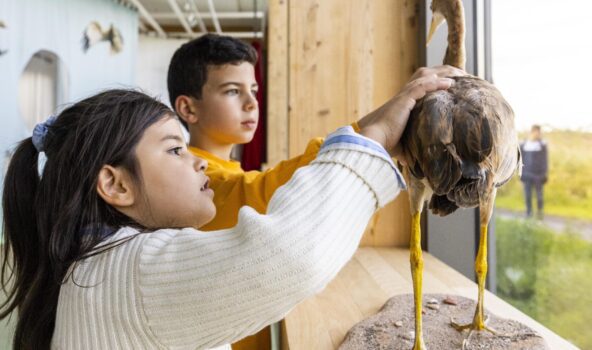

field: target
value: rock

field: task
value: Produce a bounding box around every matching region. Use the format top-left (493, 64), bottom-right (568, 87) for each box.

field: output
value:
top-left (401, 331), bottom-right (415, 341)
top-left (427, 303), bottom-right (440, 310)
top-left (443, 296), bottom-right (458, 305)
top-left (339, 294), bottom-right (549, 350)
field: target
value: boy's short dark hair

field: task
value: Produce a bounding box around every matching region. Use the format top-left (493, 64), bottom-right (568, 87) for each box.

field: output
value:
top-left (167, 34), bottom-right (258, 116)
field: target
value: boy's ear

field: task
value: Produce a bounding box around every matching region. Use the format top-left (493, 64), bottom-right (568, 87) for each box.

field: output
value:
top-left (96, 165), bottom-right (135, 208)
top-left (175, 95), bottom-right (199, 125)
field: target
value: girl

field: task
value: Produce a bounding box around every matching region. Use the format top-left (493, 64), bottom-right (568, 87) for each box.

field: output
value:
top-left (1, 68), bottom-right (457, 349)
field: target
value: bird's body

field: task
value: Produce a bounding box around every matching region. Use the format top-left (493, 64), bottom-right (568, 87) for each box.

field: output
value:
top-left (401, 0), bottom-right (520, 349)
top-left (403, 75), bottom-right (519, 216)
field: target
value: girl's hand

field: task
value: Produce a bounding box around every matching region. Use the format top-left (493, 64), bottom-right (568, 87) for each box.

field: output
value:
top-left (358, 65), bottom-right (466, 157)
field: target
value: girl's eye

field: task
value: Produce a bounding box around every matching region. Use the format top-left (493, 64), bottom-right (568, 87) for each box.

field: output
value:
top-left (225, 89), bottom-right (239, 96)
top-left (168, 147), bottom-right (183, 156)
top-left (251, 89), bottom-right (258, 96)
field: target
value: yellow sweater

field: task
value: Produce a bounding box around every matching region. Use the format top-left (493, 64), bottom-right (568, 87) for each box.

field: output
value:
top-left (191, 122), bottom-right (360, 231)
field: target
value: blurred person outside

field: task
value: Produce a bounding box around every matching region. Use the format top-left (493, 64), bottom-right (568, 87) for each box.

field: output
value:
top-left (520, 124), bottom-right (548, 219)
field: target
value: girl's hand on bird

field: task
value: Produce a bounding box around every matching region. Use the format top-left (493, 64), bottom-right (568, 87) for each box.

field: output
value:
top-left (358, 66), bottom-right (464, 157)
top-left (410, 65), bottom-right (466, 80)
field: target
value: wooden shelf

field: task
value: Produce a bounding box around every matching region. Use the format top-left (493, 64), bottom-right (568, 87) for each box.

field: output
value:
top-left (281, 247), bottom-right (577, 349)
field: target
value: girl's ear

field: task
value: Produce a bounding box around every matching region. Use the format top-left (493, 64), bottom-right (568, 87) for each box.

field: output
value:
top-left (96, 165), bottom-right (135, 208)
top-left (175, 95), bottom-right (199, 125)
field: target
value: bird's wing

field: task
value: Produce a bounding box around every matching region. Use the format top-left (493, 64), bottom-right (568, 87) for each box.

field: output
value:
top-left (468, 78), bottom-right (519, 187)
top-left (81, 21), bottom-right (103, 52)
top-left (403, 89), bottom-right (463, 195)
top-left (108, 25), bottom-right (124, 54)
top-left (450, 77), bottom-right (495, 179)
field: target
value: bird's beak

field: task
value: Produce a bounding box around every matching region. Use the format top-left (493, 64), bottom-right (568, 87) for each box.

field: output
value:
top-left (426, 12), bottom-right (445, 46)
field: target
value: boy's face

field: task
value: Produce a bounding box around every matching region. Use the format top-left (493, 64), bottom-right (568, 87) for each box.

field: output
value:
top-left (132, 117), bottom-right (216, 229)
top-left (193, 62), bottom-right (259, 145)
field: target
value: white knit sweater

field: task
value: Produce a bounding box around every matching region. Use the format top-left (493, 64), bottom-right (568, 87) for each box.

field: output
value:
top-left (51, 127), bottom-right (405, 349)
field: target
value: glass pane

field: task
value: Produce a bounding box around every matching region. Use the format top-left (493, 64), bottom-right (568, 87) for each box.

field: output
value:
top-left (492, 1), bottom-right (592, 349)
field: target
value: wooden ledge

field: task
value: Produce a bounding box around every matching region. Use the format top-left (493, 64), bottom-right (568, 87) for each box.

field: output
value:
top-left (281, 247), bottom-right (577, 349)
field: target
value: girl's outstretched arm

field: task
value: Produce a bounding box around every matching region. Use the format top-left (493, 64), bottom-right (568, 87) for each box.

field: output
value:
top-left (52, 127), bottom-right (405, 349)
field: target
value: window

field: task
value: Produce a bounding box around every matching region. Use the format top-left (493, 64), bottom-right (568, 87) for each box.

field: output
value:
top-left (492, 1), bottom-right (592, 348)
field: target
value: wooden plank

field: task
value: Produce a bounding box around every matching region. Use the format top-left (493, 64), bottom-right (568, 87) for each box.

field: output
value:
top-left (338, 259), bottom-right (390, 318)
top-left (265, 0), bottom-right (289, 167)
top-left (315, 274), bottom-right (365, 347)
top-left (287, 0), bottom-right (420, 247)
top-left (359, 194), bottom-right (411, 247)
top-left (288, 0), bottom-right (375, 156)
top-left (355, 247), bottom-right (412, 296)
top-left (282, 297), bottom-right (335, 350)
top-left (377, 248), bottom-right (452, 294)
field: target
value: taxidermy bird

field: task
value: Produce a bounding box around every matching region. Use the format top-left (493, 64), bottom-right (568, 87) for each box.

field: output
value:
top-left (400, 0), bottom-right (520, 349)
top-left (81, 21), bottom-right (123, 54)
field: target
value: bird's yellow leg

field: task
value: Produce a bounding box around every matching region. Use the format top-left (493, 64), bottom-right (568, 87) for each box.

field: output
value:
top-left (451, 224), bottom-right (497, 335)
top-left (411, 212), bottom-right (426, 350)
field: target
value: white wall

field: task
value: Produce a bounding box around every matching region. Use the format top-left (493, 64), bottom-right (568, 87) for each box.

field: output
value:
top-left (136, 35), bottom-right (188, 107)
top-left (0, 0), bottom-right (138, 178)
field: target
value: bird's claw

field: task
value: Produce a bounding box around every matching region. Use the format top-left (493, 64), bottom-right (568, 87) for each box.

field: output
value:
top-left (451, 315), bottom-right (513, 349)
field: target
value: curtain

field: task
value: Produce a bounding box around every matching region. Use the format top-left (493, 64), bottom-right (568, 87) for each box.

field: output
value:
top-left (240, 41), bottom-right (267, 171)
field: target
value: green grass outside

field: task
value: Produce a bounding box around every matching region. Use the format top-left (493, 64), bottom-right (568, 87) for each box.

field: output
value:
top-left (496, 216), bottom-right (592, 349)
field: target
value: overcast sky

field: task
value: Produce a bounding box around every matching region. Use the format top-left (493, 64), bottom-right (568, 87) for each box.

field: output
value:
top-left (491, 0), bottom-right (592, 131)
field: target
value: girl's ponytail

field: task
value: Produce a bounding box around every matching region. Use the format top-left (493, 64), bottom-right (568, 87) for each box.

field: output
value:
top-left (1, 138), bottom-right (41, 319)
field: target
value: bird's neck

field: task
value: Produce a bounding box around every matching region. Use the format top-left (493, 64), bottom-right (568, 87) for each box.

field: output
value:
top-left (443, 1), bottom-right (466, 70)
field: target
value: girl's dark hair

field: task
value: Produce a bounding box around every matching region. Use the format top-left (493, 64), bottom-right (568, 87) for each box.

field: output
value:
top-left (1, 89), bottom-right (173, 349)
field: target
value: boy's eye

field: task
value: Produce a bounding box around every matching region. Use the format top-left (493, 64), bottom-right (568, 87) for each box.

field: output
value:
top-left (168, 147), bottom-right (183, 156)
top-left (225, 89), bottom-right (239, 96)
top-left (251, 89), bottom-right (259, 96)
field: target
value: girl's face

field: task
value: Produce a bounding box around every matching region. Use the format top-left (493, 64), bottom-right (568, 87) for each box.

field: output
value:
top-left (132, 117), bottom-right (215, 229)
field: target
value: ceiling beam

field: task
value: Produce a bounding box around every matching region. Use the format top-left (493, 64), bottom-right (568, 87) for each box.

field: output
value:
top-left (189, 0), bottom-right (207, 33)
top-left (127, 0), bottom-right (166, 38)
top-left (206, 0), bottom-right (222, 34)
top-left (166, 0), bottom-right (194, 35)
top-left (167, 31), bottom-right (263, 39)
top-left (151, 11), bottom-right (265, 20)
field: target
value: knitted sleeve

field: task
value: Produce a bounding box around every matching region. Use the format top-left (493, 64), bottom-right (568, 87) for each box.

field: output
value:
top-left (200, 136), bottom-right (324, 231)
top-left (137, 126), bottom-right (405, 349)
top-left (201, 121), bottom-right (362, 231)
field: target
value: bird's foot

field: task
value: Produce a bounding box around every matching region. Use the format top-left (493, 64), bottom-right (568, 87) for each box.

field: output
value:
top-left (450, 315), bottom-right (510, 350)
top-left (412, 336), bottom-right (426, 350)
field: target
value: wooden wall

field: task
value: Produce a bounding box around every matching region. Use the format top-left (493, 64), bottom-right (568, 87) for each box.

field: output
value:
top-left (267, 0), bottom-right (421, 248)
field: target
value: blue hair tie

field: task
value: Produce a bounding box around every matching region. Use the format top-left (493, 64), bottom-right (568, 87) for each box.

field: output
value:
top-left (32, 115), bottom-right (57, 152)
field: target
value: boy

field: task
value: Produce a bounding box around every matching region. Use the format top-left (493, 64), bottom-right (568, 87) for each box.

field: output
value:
top-left (167, 34), bottom-right (360, 231)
